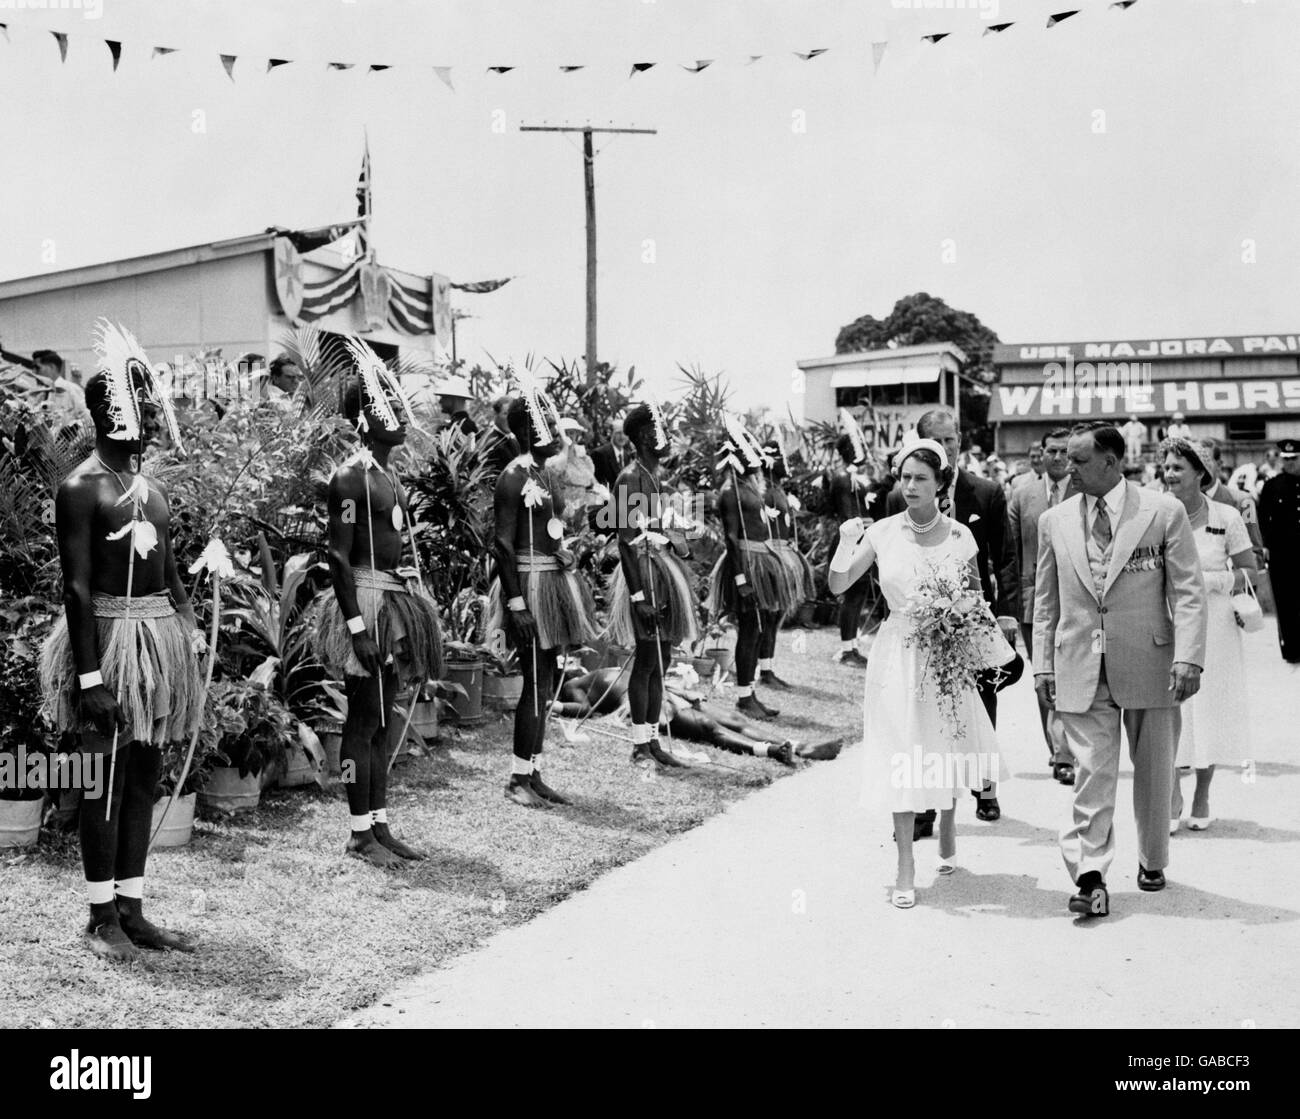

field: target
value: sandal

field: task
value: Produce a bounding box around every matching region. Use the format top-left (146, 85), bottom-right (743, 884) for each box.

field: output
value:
top-left (891, 888), bottom-right (915, 909)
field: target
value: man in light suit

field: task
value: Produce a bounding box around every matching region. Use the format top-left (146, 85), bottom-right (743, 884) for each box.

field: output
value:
top-left (1034, 421), bottom-right (1206, 918)
top-left (1009, 427), bottom-right (1075, 785)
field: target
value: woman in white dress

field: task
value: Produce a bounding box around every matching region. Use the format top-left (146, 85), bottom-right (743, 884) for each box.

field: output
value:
top-left (829, 440), bottom-right (1011, 909)
top-left (1161, 439), bottom-right (1257, 831)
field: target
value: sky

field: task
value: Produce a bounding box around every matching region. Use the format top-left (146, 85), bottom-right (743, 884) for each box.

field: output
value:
top-left (1, 0), bottom-right (1297, 415)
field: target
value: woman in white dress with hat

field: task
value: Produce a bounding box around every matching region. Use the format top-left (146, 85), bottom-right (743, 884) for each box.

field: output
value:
top-left (830, 439), bottom-right (1015, 909)
top-left (1161, 438), bottom-right (1257, 831)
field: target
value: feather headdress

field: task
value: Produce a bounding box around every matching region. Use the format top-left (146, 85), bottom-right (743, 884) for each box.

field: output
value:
top-left (645, 391), bottom-right (670, 452)
top-left (513, 365), bottom-right (556, 448)
top-left (93, 319), bottom-right (184, 453)
top-left (838, 407), bottom-right (869, 465)
top-left (343, 335), bottom-right (423, 434)
top-left (717, 412), bottom-right (763, 473)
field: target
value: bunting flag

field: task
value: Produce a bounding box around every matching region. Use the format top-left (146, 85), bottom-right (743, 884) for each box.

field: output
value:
top-left (0, 24), bottom-right (8, 43)
top-left (559, 65), bottom-right (584, 73)
top-left (984, 22), bottom-right (1015, 36)
top-left (793, 48), bottom-right (828, 61)
top-left (368, 64), bottom-right (390, 72)
top-left (450, 278), bottom-right (513, 294)
top-left (354, 140), bottom-right (372, 259)
top-left (106, 40), bottom-right (122, 71)
top-left (220, 54), bottom-right (237, 81)
top-left (921, 33), bottom-right (951, 45)
top-left (681, 59), bottom-right (713, 72)
top-left (630, 62), bottom-right (656, 77)
top-left (487, 65), bottom-right (514, 74)
top-left (1047, 10), bottom-right (1080, 27)
top-left (871, 41), bottom-right (888, 73)
top-left (271, 219), bottom-right (365, 254)
top-left (51, 31), bottom-right (67, 63)
top-left (746, 55), bottom-right (763, 65)
top-left (327, 61), bottom-right (354, 71)
top-left (152, 46), bottom-right (178, 59)
top-left (433, 66), bottom-right (454, 90)
top-left (1110, 0), bottom-right (1138, 8)
top-left (267, 58), bottom-right (291, 72)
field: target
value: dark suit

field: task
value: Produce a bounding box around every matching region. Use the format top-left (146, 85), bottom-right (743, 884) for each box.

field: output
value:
top-left (1008, 475), bottom-right (1074, 764)
top-left (591, 441), bottom-right (631, 492)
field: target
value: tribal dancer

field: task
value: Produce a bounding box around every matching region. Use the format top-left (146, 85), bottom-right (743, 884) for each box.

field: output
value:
top-left (488, 374), bottom-right (598, 808)
top-left (606, 401), bottom-right (699, 768)
top-left (40, 321), bottom-right (203, 962)
top-left (552, 667), bottom-right (845, 764)
top-left (757, 438), bottom-right (815, 690)
top-left (708, 415), bottom-right (794, 720)
top-left (310, 339), bottom-right (442, 867)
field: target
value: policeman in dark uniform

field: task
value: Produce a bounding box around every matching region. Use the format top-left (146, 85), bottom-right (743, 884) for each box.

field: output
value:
top-left (1259, 438), bottom-right (1300, 663)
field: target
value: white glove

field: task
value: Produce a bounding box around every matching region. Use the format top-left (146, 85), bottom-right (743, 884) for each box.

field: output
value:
top-left (1204, 570), bottom-right (1234, 595)
top-left (839, 517), bottom-right (866, 543)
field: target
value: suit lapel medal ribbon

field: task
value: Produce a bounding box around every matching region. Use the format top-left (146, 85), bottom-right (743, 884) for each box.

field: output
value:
top-left (1122, 543), bottom-right (1166, 573)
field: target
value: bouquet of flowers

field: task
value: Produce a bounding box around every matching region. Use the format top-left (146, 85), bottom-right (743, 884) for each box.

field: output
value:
top-left (901, 557), bottom-right (1002, 739)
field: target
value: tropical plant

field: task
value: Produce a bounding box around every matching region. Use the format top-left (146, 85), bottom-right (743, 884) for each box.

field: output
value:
top-left (196, 677), bottom-right (298, 780)
top-left (0, 595), bottom-right (61, 800)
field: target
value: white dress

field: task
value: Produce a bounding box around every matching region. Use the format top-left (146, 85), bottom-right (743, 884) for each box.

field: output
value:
top-left (1176, 500), bottom-right (1252, 768)
top-left (860, 515), bottom-right (1010, 813)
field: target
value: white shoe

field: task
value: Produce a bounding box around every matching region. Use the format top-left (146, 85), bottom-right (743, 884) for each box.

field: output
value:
top-left (1169, 818), bottom-right (1181, 835)
top-left (937, 860), bottom-right (956, 876)
top-left (891, 888), bottom-right (915, 909)
top-left (1188, 815), bottom-right (1214, 831)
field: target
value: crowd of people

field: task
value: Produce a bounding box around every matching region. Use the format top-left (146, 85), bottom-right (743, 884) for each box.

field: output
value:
top-left (23, 315), bottom-right (1300, 961)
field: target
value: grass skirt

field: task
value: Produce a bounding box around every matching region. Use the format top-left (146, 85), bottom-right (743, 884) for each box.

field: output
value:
top-left (309, 567), bottom-right (443, 682)
top-left (707, 540), bottom-right (795, 618)
top-left (39, 591), bottom-right (203, 747)
top-left (607, 546), bottom-right (699, 646)
top-left (486, 556), bottom-right (599, 652)
top-left (774, 539), bottom-right (815, 616)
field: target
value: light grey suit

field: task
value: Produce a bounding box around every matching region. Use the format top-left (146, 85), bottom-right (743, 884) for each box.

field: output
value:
top-left (1009, 476), bottom-right (1073, 765)
top-left (1034, 482), bottom-right (1207, 882)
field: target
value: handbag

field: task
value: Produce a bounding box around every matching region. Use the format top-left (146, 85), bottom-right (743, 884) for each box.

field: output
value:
top-left (1231, 574), bottom-right (1264, 633)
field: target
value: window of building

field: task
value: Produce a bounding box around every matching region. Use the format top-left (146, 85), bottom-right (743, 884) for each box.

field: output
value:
top-left (1227, 417), bottom-right (1267, 442)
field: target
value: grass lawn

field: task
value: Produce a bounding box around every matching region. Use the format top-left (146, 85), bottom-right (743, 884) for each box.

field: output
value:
top-left (0, 626), bottom-right (863, 1029)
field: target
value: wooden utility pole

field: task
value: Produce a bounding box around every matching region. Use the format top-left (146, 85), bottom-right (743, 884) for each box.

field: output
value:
top-left (520, 124), bottom-right (657, 382)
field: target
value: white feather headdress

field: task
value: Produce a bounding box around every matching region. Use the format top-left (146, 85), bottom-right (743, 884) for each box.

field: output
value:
top-left (513, 365), bottom-right (556, 448)
top-left (645, 392), bottom-right (669, 452)
top-left (717, 412), bottom-right (763, 473)
top-left (343, 335), bottom-right (422, 434)
top-left (839, 407), bottom-right (869, 465)
top-left (93, 319), bottom-right (184, 453)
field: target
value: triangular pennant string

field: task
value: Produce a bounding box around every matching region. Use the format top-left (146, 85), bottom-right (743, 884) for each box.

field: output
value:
top-left (1047, 10), bottom-right (1080, 27)
top-left (921, 33), bottom-right (951, 44)
top-left (794, 48), bottom-right (828, 61)
top-left (630, 62), bottom-right (655, 77)
top-left (681, 59), bottom-right (713, 72)
top-left (746, 55), bottom-right (763, 65)
top-left (267, 58), bottom-right (290, 72)
top-left (51, 31), bottom-right (68, 63)
top-left (327, 61), bottom-right (355, 70)
top-left (984, 22), bottom-right (1015, 36)
top-left (106, 40), bottom-right (122, 71)
top-left (220, 53), bottom-right (237, 80)
top-left (559, 65), bottom-right (584, 72)
top-left (871, 41), bottom-right (888, 73)
top-left (152, 46), bottom-right (178, 59)
top-left (487, 65), bottom-right (514, 74)
top-left (1110, 0), bottom-right (1138, 9)
top-left (433, 66), bottom-right (454, 89)
top-left (368, 64), bottom-right (391, 72)
top-left (0, 24), bottom-right (8, 43)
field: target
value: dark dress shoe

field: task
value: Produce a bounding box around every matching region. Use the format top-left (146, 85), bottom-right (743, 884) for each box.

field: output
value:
top-left (1068, 883), bottom-right (1109, 917)
top-left (973, 792), bottom-right (1001, 821)
top-left (913, 816), bottom-right (934, 840)
top-left (1053, 763), bottom-right (1075, 786)
top-left (1137, 865), bottom-right (1166, 892)
top-left (836, 649), bottom-right (869, 668)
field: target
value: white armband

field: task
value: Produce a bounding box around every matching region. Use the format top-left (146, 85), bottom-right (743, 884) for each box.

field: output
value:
top-left (78, 670), bottom-right (103, 690)
top-left (345, 615), bottom-right (367, 636)
top-left (630, 590), bottom-right (646, 603)
top-left (734, 573), bottom-right (748, 587)
top-left (508, 596), bottom-right (527, 612)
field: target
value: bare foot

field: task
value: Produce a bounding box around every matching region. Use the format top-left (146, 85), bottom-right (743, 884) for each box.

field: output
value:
top-left (372, 822), bottom-right (427, 860)
top-left (345, 832), bottom-right (405, 867)
top-left (85, 917), bottom-right (141, 964)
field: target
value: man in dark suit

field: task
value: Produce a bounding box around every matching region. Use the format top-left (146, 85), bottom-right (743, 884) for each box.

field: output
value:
top-left (1199, 437), bottom-right (1264, 565)
top-left (887, 409), bottom-right (1018, 824)
top-left (1009, 428), bottom-right (1075, 785)
top-left (480, 395), bottom-right (521, 481)
top-left (591, 425), bottom-right (633, 492)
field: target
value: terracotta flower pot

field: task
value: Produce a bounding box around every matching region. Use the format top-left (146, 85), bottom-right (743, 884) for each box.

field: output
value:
top-left (275, 745), bottom-right (318, 789)
top-left (0, 795), bottom-right (43, 849)
top-left (704, 646), bottom-right (735, 675)
top-left (198, 766), bottom-right (261, 814)
top-left (483, 673), bottom-right (525, 710)
top-left (690, 656), bottom-right (717, 680)
top-left (150, 793), bottom-right (197, 848)
top-left (443, 659), bottom-right (486, 726)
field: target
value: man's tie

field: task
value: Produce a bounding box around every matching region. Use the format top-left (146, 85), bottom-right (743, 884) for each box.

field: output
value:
top-left (1092, 501), bottom-right (1112, 547)
top-left (1049, 481), bottom-right (1062, 508)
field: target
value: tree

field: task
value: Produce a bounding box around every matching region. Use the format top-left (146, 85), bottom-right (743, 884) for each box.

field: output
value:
top-left (834, 292), bottom-right (1000, 448)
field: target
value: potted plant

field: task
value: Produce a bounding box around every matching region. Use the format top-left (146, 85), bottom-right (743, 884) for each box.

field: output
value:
top-left (481, 645), bottom-right (524, 710)
top-left (151, 726), bottom-right (226, 848)
top-left (697, 619), bottom-right (735, 677)
top-left (0, 604), bottom-right (57, 848)
top-left (196, 679), bottom-right (295, 814)
top-left (441, 640), bottom-right (486, 726)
